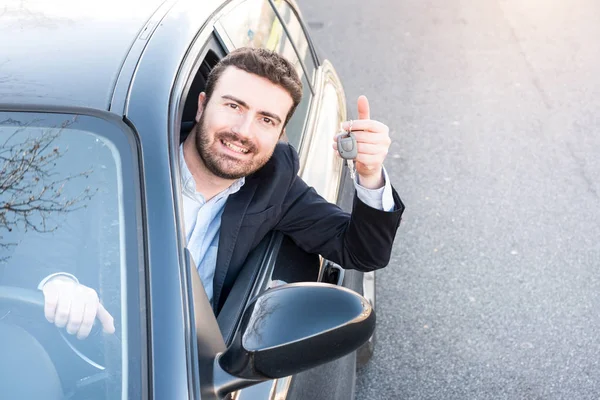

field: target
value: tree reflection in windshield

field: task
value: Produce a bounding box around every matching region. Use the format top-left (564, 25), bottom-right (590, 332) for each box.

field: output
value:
top-left (0, 117), bottom-right (97, 262)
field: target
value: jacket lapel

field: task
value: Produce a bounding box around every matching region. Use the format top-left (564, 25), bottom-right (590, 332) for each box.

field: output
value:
top-left (212, 179), bottom-right (257, 312)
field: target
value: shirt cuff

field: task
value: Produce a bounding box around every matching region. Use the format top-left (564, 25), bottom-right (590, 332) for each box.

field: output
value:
top-left (354, 166), bottom-right (395, 212)
top-left (38, 273), bottom-right (79, 290)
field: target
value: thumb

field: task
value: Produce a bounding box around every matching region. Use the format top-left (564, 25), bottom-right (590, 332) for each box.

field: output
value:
top-left (97, 303), bottom-right (115, 334)
top-left (357, 95), bottom-right (370, 120)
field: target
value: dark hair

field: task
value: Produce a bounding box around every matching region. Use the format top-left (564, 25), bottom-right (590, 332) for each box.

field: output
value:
top-left (204, 47), bottom-right (303, 127)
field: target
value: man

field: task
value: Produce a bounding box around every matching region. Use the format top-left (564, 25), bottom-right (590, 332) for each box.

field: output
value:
top-left (41, 47), bottom-right (405, 339)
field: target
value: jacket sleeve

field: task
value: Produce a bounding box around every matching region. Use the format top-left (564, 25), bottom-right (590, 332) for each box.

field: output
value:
top-left (273, 144), bottom-right (405, 272)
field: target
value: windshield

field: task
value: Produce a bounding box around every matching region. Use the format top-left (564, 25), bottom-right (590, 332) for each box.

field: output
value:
top-left (0, 111), bottom-right (144, 399)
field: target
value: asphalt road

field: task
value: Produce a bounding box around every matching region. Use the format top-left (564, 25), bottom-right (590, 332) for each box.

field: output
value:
top-left (301, 1), bottom-right (600, 399)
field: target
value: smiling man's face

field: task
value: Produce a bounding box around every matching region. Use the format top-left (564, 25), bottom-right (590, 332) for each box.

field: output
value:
top-left (194, 66), bottom-right (294, 180)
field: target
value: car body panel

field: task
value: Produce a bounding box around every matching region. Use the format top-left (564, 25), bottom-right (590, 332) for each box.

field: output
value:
top-left (0, 0), bottom-right (166, 110)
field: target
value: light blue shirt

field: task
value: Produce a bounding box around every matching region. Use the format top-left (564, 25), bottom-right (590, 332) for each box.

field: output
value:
top-left (179, 144), bottom-right (395, 302)
top-left (179, 145), bottom-right (244, 302)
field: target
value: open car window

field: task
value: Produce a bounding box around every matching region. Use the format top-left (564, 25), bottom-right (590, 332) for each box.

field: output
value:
top-left (0, 112), bottom-right (145, 399)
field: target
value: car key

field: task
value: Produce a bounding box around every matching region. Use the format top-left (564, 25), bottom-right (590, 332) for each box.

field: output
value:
top-left (337, 120), bottom-right (357, 180)
top-left (337, 131), bottom-right (357, 159)
top-left (338, 132), bottom-right (357, 180)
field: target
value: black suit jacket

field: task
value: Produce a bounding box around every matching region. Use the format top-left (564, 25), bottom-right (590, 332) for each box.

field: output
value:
top-left (212, 142), bottom-right (404, 313)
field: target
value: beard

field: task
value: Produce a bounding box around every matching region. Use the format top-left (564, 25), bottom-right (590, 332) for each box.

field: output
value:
top-left (194, 114), bottom-right (275, 180)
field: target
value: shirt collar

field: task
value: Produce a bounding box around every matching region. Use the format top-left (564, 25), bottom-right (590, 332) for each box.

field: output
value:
top-left (179, 144), bottom-right (245, 202)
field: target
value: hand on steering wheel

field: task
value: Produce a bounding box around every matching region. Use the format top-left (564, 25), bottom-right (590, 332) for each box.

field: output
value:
top-left (42, 278), bottom-right (115, 339)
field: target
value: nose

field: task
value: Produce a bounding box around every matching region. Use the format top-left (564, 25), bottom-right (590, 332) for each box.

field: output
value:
top-left (231, 113), bottom-right (253, 139)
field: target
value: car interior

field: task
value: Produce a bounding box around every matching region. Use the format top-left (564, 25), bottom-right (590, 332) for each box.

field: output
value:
top-left (180, 49), bottom-right (220, 143)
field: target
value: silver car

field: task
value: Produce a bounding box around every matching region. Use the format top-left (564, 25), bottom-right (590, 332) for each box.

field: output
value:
top-left (0, 0), bottom-right (377, 398)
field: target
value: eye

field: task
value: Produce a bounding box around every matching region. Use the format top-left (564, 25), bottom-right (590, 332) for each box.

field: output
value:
top-left (227, 103), bottom-right (239, 110)
top-left (262, 117), bottom-right (274, 125)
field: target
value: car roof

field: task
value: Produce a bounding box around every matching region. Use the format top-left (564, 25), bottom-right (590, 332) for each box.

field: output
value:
top-left (0, 0), bottom-right (171, 112)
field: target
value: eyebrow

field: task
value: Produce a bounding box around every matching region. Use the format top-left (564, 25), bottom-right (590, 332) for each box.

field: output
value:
top-left (221, 95), bottom-right (283, 125)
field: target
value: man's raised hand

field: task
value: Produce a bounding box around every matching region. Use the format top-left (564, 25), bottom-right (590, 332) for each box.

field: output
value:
top-left (333, 95), bottom-right (391, 189)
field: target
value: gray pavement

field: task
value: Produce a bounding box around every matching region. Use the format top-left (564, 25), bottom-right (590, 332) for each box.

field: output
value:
top-left (301, 0), bottom-right (600, 398)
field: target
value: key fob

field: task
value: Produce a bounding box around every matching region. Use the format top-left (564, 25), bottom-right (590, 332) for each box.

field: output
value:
top-left (337, 132), bottom-right (357, 159)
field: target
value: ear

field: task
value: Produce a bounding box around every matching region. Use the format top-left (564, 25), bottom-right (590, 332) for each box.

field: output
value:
top-left (195, 92), bottom-right (207, 123)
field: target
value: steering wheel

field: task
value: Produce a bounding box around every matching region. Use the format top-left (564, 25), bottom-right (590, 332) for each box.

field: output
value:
top-left (0, 285), bottom-right (46, 308)
top-left (0, 286), bottom-right (110, 395)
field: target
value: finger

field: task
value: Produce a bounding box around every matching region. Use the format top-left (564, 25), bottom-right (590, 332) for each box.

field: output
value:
top-left (352, 132), bottom-right (391, 148)
top-left (355, 153), bottom-right (386, 169)
top-left (356, 142), bottom-right (388, 155)
top-left (77, 297), bottom-right (98, 340)
top-left (66, 291), bottom-right (85, 335)
top-left (331, 142), bottom-right (343, 155)
top-left (43, 285), bottom-right (59, 324)
top-left (54, 290), bottom-right (73, 329)
top-left (332, 138), bottom-right (388, 156)
top-left (357, 95), bottom-right (370, 120)
top-left (341, 120), bottom-right (388, 134)
top-left (97, 304), bottom-right (115, 334)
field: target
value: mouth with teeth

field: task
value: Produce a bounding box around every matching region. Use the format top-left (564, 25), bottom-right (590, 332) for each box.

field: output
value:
top-left (222, 139), bottom-right (249, 154)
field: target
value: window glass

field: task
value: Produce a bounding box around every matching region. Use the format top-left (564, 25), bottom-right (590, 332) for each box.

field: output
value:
top-left (219, 0), bottom-right (312, 148)
top-left (0, 112), bottom-right (143, 399)
top-left (284, 73), bottom-right (312, 146)
top-left (271, 0), bottom-right (317, 82)
top-left (220, 0), bottom-right (302, 76)
top-left (301, 82), bottom-right (344, 202)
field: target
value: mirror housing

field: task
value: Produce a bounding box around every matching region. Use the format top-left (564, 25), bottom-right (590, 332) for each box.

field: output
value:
top-left (211, 282), bottom-right (375, 396)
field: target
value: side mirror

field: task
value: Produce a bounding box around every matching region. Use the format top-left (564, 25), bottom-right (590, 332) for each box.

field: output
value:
top-left (212, 282), bottom-right (375, 396)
